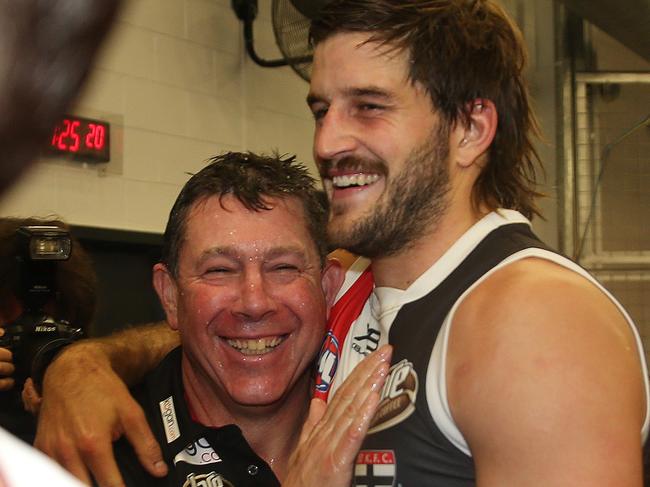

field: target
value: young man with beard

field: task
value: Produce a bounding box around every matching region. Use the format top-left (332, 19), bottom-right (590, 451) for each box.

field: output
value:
top-left (33, 1), bottom-right (649, 486)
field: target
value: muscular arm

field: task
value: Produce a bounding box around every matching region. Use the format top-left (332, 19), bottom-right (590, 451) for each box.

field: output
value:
top-left (35, 322), bottom-right (179, 487)
top-left (448, 258), bottom-right (646, 486)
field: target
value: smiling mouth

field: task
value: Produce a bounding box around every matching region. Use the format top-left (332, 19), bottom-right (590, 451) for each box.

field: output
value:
top-left (225, 336), bottom-right (286, 355)
top-left (332, 173), bottom-right (380, 189)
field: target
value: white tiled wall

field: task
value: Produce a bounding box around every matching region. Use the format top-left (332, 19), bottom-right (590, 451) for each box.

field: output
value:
top-left (0, 0), bottom-right (559, 240)
top-left (0, 0), bottom-right (315, 233)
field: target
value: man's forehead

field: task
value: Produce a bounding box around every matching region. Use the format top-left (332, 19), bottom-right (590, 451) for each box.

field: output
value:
top-left (310, 31), bottom-right (412, 95)
top-left (183, 194), bottom-right (315, 249)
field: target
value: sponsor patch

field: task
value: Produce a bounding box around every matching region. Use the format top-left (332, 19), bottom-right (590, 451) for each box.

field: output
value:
top-left (159, 396), bottom-right (181, 443)
top-left (182, 471), bottom-right (233, 487)
top-left (354, 450), bottom-right (396, 487)
top-left (315, 331), bottom-right (339, 394)
top-left (368, 359), bottom-right (418, 434)
top-left (174, 437), bottom-right (223, 466)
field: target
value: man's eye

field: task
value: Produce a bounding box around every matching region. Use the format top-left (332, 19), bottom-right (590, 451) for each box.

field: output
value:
top-left (310, 106), bottom-right (328, 121)
top-left (205, 267), bottom-right (232, 275)
top-left (272, 264), bottom-right (299, 272)
top-left (359, 103), bottom-right (384, 112)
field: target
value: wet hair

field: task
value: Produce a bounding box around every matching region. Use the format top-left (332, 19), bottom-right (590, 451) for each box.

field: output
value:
top-left (0, 217), bottom-right (96, 329)
top-left (162, 151), bottom-right (329, 277)
top-left (310, 0), bottom-right (543, 219)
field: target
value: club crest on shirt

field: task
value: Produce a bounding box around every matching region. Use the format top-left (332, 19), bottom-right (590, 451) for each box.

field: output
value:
top-left (354, 450), bottom-right (396, 487)
top-left (368, 359), bottom-right (418, 434)
top-left (315, 330), bottom-right (340, 394)
top-left (182, 471), bottom-right (233, 487)
top-left (174, 437), bottom-right (223, 466)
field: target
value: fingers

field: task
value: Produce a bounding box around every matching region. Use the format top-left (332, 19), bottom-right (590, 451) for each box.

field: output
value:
top-left (284, 345), bottom-right (393, 487)
top-left (0, 347), bottom-right (14, 374)
top-left (33, 346), bottom-right (135, 486)
top-left (82, 441), bottom-right (126, 487)
top-left (322, 344), bottom-right (392, 426)
top-left (324, 382), bottom-right (382, 472)
top-left (0, 348), bottom-right (15, 391)
top-left (22, 378), bottom-right (42, 414)
top-left (317, 345), bottom-right (392, 460)
top-left (121, 405), bottom-right (167, 478)
top-left (0, 377), bottom-right (14, 391)
top-left (296, 398), bottom-right (327, 447)
top-left (41, 435), bottom-right (93, 486)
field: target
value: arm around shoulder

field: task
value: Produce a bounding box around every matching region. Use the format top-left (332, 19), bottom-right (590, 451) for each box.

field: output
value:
top-left (447, 258), bottom-right (646, 487)
top-left (34, 322), bottom-right (176, 486)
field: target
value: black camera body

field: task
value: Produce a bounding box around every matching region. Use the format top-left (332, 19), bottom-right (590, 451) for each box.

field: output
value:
top-left (1, 313), bottom-right (82, 389)
top-left (0, 225), bottom-right (83, 390)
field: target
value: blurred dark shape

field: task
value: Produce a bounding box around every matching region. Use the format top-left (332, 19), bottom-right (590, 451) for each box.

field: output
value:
top-left (0, 0), bottom-right (122, 195)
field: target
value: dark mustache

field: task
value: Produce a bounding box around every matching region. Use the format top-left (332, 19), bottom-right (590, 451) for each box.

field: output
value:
top-left (319, 156), bottom-right (387, 177)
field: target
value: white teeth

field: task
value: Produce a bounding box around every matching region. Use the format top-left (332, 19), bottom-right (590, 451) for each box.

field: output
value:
top-left (332, 173), bottom-right (379, 188)
top-left (226, 336), bottom-right (284, 355)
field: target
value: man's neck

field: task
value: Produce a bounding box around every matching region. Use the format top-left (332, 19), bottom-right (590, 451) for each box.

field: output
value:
top-left (371, 203), bottom-right (488, 289)
top-left (181, 359), bottom-right (311, 481)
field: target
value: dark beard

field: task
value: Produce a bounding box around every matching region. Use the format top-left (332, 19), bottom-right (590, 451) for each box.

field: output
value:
top-left (327, 130), bottom-right (450, 258)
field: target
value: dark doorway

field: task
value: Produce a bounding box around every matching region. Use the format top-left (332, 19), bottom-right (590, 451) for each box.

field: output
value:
top-left (73, 226), bottom-right (165, 337)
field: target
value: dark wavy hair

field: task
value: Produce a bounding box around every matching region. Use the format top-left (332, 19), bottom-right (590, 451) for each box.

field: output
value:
top-left (310, 0), bottom-right (544, 219)
top-left (162, 151), bottom-right (329, 277)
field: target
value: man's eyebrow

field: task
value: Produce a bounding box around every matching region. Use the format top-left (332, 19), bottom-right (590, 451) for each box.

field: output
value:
top-left (346, 86), bottom-right (395, 100)
top-left (198, 246), bottom-right (235, 264)
top-left (198, 245), bottom-right (309, 263)
top-left (265, 245), bottom-right (309, 263)
top-left (307, 86), bottom-right (395, 105)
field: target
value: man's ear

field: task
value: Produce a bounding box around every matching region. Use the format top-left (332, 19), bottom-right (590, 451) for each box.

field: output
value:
top-left (152, 263), bottom-right (180, 331)
top-left (454, 98), bottom-right (498, 168)
top-left (321, 258), bottom-right (345, 319)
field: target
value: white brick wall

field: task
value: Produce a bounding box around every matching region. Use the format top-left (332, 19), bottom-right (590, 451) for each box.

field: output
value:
top-left (0, 0), bottom-right (314, 233)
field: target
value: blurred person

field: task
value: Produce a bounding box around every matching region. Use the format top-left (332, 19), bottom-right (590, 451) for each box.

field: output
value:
top-left (0, 1), bottom-right (122, 485)
top-left (0, 217), bottom-right (96, 444)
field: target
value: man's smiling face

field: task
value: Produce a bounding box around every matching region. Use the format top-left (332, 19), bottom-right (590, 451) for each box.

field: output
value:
top-left (160, 194), bottom-right (340, 410)
top-left (308, 32), bottom-right (452, 258)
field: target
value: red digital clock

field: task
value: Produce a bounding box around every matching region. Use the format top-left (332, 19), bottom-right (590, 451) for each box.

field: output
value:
top-left (46, 115), bottom-right (110, 162)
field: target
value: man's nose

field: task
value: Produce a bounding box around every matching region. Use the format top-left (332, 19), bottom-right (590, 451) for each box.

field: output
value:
top-left (313, 107), bottom-right (358, 163)
top-left (233, 272), bottom-right (277, 321)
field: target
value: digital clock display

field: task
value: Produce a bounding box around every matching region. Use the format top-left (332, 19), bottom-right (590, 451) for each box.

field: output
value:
top-left (46, 115), bottom-right (110, 162)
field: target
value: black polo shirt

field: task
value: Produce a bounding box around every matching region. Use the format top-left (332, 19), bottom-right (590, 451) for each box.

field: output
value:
top-left (111, 347), bottom-right (280, 487)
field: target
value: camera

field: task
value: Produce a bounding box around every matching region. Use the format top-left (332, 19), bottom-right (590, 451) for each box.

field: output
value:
top-left (0, 225), bottom-right (83, 390)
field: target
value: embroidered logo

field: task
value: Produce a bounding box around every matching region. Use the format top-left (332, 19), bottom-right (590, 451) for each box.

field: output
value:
top-left (315, 331), bottom-right (340, 394)
top-left (174, 437), bottom-right (223, 466)
top-left (351, 324), bottom-right (381, 356)
top-left (354, 450), bottom-right (396, 487)
top-left (159, 396), bottom-right (180, 443)
top-left (182, 471), bottom-right (233, 487)
top-left (368, 359), bottom-right (418, 434)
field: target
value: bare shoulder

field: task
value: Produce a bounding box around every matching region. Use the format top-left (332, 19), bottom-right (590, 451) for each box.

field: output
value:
top-left (446, 257), bottom-right (646, 485)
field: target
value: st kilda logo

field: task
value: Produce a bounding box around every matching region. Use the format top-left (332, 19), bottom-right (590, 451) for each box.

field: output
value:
top-left (368, 359), bottom-right (418, 434)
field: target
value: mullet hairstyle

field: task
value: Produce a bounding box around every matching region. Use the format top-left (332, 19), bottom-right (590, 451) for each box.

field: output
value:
top-left (162, 151), bottom-right (330, 277)
top-left (310, 0), bottom-right (544, 219)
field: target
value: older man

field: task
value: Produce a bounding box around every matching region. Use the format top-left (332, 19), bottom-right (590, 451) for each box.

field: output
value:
top-left (90, 151), bottom-right (389, 486)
